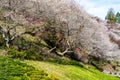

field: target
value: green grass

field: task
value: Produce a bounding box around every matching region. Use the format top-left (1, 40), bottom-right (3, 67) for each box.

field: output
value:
top-left (0, 56), bottom-right (52, 80)
top-left (0, 55), bottom-right (119, 80)
top-left (25, 60), bottom-right (120, 80)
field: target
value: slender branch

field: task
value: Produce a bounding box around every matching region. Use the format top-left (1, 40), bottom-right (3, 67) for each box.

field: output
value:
top-left (10, 24), bottom-right (17, 41)
top-left (48, 47), bottom-right (56, 53)
top-left (56, 48), bottom-right (73, 56)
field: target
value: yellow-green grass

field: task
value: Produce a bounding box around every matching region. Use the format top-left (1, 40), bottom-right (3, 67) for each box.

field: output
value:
top-left (0, 56), bottom-right (52, 80)
top-left (25, 60), bottom-right (120, 80)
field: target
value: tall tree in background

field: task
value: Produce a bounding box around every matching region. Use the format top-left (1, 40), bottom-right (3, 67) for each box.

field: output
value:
top-left (105, 8), bottom-right (116, 24)
top-left (116, 12), bottom-right (120, 23)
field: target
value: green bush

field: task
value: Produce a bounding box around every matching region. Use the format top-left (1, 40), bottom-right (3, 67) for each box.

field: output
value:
top-left (7, 47), bottom-right (43, 60)
top-left (8, 37), bottom-right (43, 60)
top-left (0, 56), bottom-right (52, 80)
top-left (7, 48), bottom-right (26, 59)
top-left (24, 46), bottom-right (43, 60)
top-left (0, 33), bottom-right (5, 48)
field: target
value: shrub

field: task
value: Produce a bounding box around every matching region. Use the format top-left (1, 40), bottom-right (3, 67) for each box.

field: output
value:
top-left (7, 48), bottom-right (26, 59)
top-left (0, 33), bottom-right (5, 48)
top-left (24, 46), bottom-right (43, 60)
top-left (0, 56), bottom-right (52, 80)
top-left (7, 47), bottom-right (43, 60)
top-left (10, 37), bottom-right (43, 60)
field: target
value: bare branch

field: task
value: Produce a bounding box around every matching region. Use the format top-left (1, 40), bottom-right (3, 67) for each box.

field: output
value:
top-left (48, 47), bottom-right (56, 53)
top-left (56, 48), bottom-right (73, 56)
top-left (10, 24), bottom-right (17, 41)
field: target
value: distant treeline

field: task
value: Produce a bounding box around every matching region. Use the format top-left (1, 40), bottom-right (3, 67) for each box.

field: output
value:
top-left (105, 8), bottom-right (120, 24)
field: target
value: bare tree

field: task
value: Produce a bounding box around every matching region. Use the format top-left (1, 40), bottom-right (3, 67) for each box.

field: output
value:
top-left (0, 11), bottom-right (23, 48)
top-left (0, 24), bottom-right (17, 47)
top-left (0, 10), bottom-right (42, 48)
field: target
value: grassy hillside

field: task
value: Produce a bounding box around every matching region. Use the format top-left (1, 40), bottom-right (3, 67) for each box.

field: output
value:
top-left (25, 60), bottom-right (120, 80)
top-left (0, 56), bottom-right (119, 80)
top-left (0, 56), bottom-right (52, 80)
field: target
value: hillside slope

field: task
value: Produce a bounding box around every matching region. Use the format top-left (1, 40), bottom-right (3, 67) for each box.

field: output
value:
top-left (0, 56), bottom-right (52, 80)
top-left (25, 60), bottom-right (120, 80)
top-left (0, 56), bottom-right (119, 80)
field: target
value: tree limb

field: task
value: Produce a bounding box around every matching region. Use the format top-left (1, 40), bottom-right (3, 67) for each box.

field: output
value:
top-left (56, 48), bottom-right (73, 56)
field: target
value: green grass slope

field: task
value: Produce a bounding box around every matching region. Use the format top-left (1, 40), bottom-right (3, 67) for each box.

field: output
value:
top-left (0, 56), bottom-right (119, 80)
top-left (0, 56), bottom-right (52, 80)
top-left (26, 60), bottom-right (120, 80)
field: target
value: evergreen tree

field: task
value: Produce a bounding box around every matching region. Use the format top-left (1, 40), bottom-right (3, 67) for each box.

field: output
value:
top-left (116, 12), bottom-right (120, 23)
top-left (105, 8), bottom-right (116, 24)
